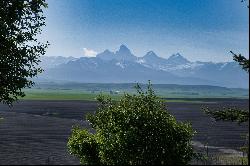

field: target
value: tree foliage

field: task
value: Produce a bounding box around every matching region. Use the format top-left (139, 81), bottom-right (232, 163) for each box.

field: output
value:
top-left (68, 128), bottom-right (101, 165)
top-left (203, 107), bottom-right (249, 124)
top-left (231, 51), bottom-right (249, 73)
top-left (68, 83), bottom-right (195, 165)
top-left (241, 0), bottom-right (249, 8)
top-left (0, 0), bottom-right (48, 105)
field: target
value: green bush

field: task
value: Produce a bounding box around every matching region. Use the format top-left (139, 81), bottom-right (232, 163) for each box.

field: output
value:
top-left (68, 82), bottom-right (195, 165)
top-left (67, 128), bottom-right (100, 165)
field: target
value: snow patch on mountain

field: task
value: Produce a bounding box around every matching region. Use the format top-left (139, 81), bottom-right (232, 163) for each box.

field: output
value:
top-left (136, 59), bottom-right (146, 64)
top-left (116, 62), bottom-right (126, 69)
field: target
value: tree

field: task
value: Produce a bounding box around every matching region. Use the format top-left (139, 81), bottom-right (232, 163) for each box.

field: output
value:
top-left (204, 0), bottom-right (249, 125)
top-left (68, 82), bottom-right (195, 165)
top-left (0, 0), bottom-right (49, 105)
top-left (203, 107), bottom-right (249, 125)
top-left (204, 0), bottom-right (249, 160)
top-left (203, 53), bottom-right (249, 158)
top-left (231, 51), bottom-right (249, 73)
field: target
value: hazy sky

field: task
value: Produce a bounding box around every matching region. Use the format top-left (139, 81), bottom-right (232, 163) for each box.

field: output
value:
top-left (41, 0), bottom-right (249, 62)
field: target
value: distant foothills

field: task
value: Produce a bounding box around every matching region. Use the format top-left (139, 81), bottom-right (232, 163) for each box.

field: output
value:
top-left (37, 45), bottom-right (249, 89)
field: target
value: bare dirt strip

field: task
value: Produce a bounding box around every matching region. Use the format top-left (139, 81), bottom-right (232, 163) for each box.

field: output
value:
top-left (0, 99), bottom-right (248, 165)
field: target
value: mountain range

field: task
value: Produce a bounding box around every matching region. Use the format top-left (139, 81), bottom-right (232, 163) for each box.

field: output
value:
top-left (37, 45), bottom-right (249, 88)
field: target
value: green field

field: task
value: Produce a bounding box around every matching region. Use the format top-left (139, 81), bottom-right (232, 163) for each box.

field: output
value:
top-left (22, 89), bottom-right (120, 101)
top-left (22, 89), bottom-right (217, 103)
top-left (20, 82), bottom-right (249, 102)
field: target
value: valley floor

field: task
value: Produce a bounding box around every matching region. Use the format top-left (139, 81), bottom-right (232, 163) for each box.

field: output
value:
top-left (0, 99), bottom-right (249, 165)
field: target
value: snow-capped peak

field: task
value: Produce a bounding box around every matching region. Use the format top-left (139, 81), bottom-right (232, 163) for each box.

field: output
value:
top-left (144, 51), bottom-right (158, 58)
top-left (115, 44), bottom-right (137, 61)
top-left (117, 44), bottom-right (131, 54)
top-left (167, 53), bottom-right (190, 64)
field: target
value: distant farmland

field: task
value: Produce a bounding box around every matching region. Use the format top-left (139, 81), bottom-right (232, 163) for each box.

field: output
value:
top-left (22, 82), bottom-right (249, 101)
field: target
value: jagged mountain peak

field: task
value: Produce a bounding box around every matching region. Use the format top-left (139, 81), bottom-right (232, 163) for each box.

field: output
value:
top-left (96, 44), bottom-right (136, 61)
top-left (96, 49), bottom-right (115, 61)
top-left (140, 51), bottom-right (169, 66)
top-left (174, 52), bottom-right (182, 57)
top-left (169, 53), bottom-right (184, 59)
top-left (119, 44), bottom-right (129, 50)
top-left (103, 49), bottom-right (113, 54)
top-left (144, 51), bottom-right (158, 58)
top-left (168, 53), bottom-right (190, 64)
top-left (116, 44), bottom-right (132, 55)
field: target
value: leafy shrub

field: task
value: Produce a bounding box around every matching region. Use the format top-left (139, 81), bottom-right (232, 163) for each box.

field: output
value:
top-left (67, 128), bottom-right (100, 165)
top-left (68, 82), bottom-right (195, 165)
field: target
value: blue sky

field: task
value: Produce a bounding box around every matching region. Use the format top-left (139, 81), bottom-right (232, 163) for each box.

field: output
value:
top-left (41, 0), bottom-right (249, 62)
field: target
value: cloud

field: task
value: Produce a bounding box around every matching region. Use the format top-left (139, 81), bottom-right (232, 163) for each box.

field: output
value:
top-left (83, 48), bottom-right (98, 57)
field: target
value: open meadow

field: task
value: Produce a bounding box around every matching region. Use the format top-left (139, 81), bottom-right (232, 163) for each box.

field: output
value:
top-left (21, 82), bottom-right (249, 101)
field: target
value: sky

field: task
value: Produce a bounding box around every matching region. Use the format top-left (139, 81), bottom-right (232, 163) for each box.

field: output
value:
top-left (40, 0), bottom-right (249, 62)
